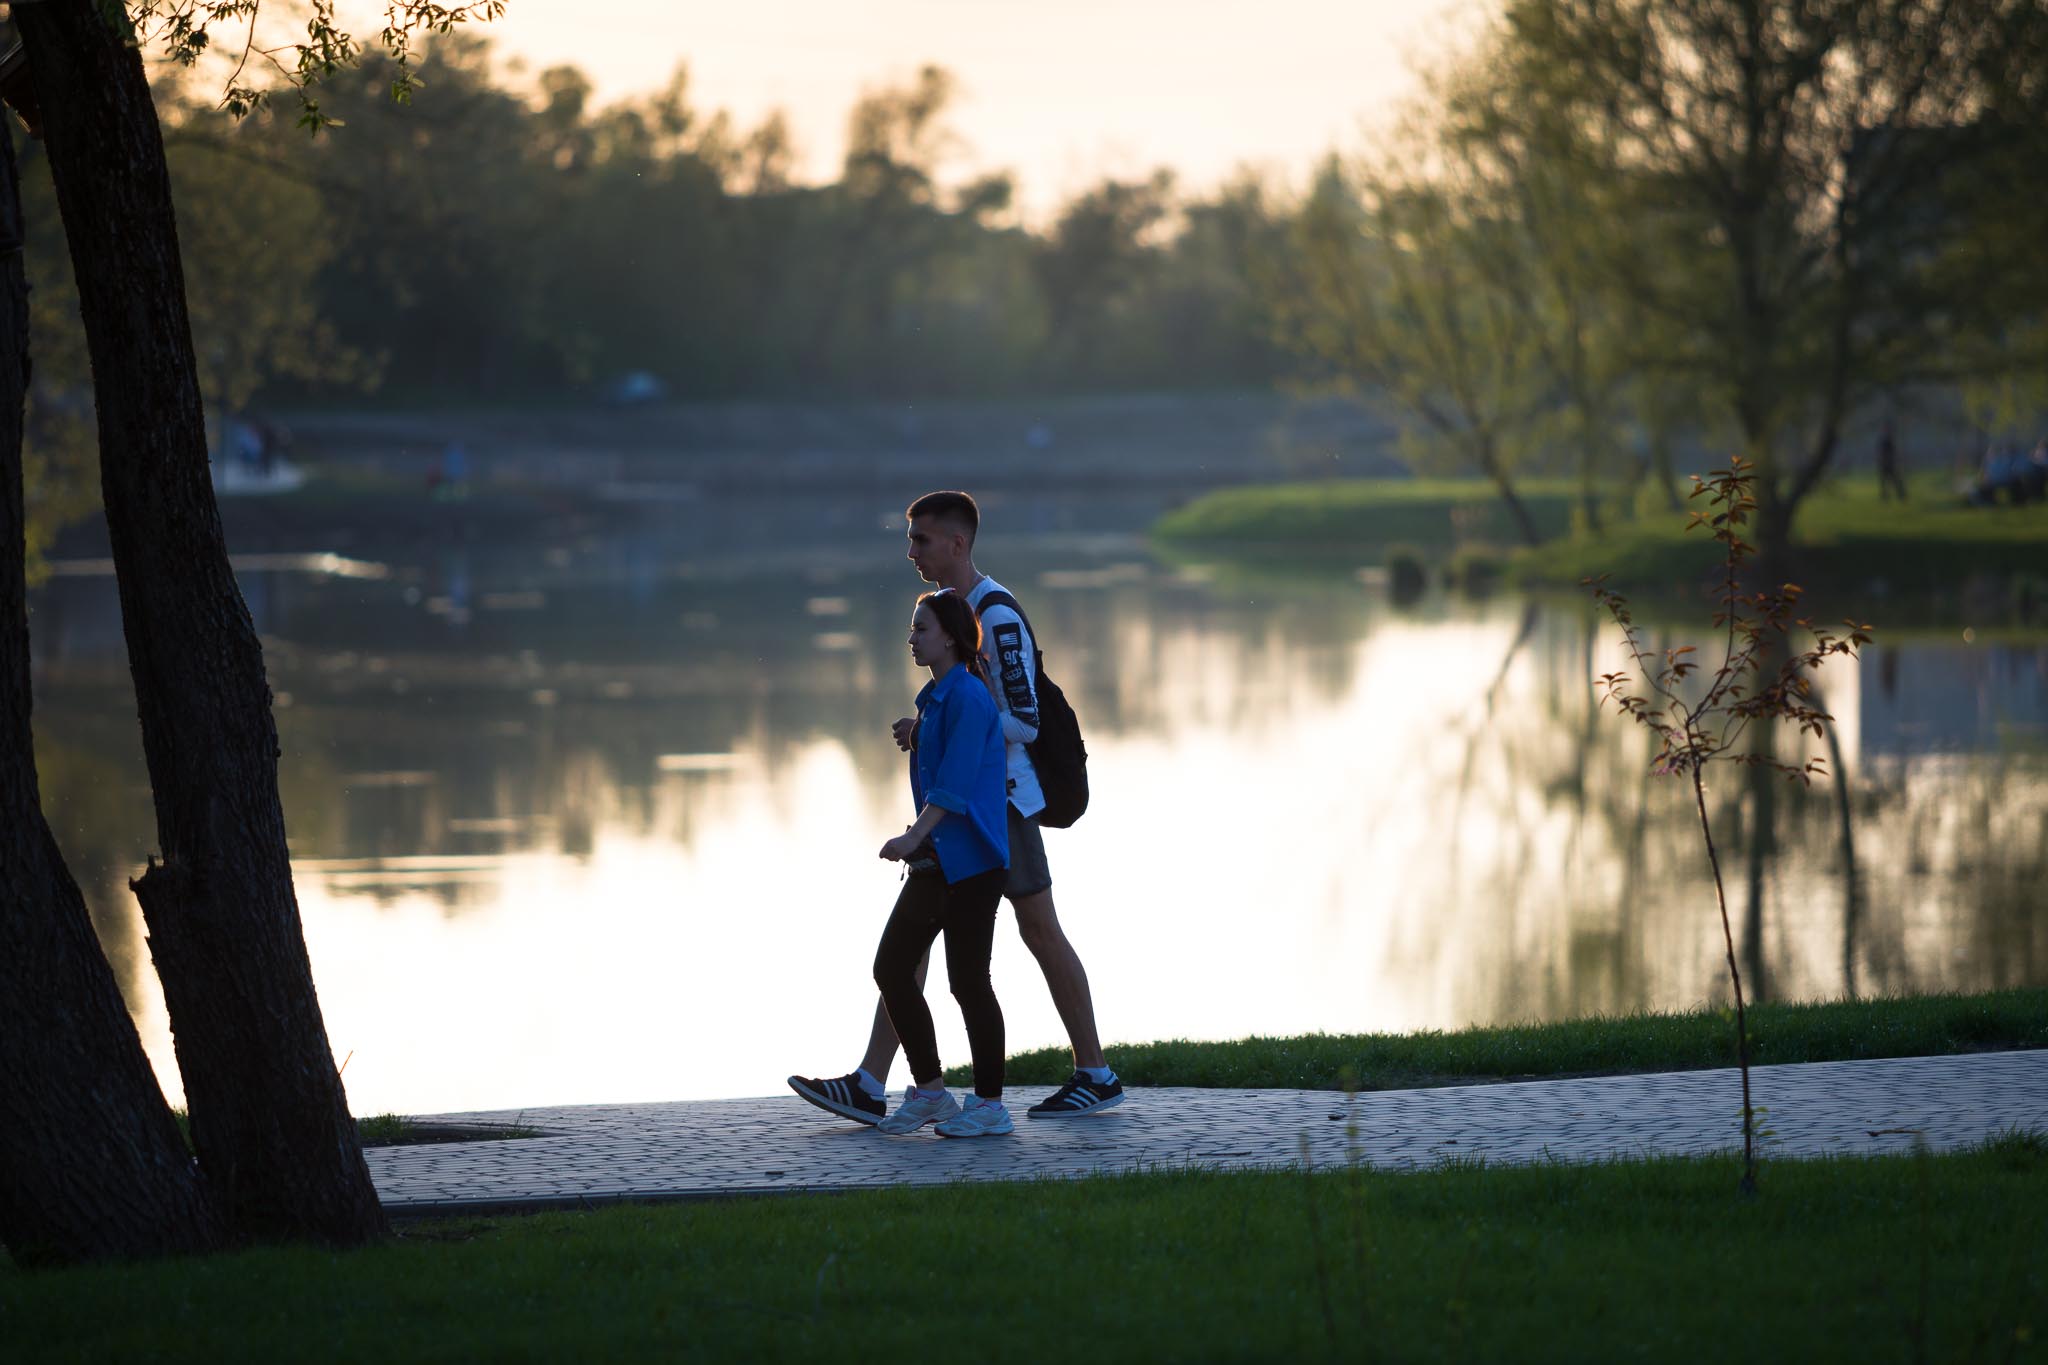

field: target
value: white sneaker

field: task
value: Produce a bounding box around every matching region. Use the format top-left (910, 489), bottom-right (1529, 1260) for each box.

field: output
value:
top-left (878, 1086), bottom-right (961, 1134)
top-left (935, 1094), bottom-right (1015, 1137)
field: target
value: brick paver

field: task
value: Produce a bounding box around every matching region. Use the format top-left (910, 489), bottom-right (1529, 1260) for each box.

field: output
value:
top-left (367, 1051), bottom-right (2048, 1216)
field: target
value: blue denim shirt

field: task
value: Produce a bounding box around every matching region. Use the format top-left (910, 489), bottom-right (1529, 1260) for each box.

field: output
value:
top-left (910, 666), bottom-right (1010, 883)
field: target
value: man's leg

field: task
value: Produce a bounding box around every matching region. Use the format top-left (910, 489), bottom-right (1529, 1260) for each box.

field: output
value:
top-left (856, 952), bottom-right (927, 1083)
top-left (1012, 888), bottom-right (1105, 1070)
top-left (1000, 807), bottom-right (1122, 1117)
top-left (788, 933), bottom-right (930, 1125)
top-left (1012, 882), bottom-right (1125, 1117)
top-left (1003, 806), bottom-right (1107, 1070)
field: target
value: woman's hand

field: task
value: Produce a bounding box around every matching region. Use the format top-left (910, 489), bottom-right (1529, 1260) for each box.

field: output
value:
top-left (891, 717), bottom-right (917, 752)
top-left (883, 804), bottom-right (942, 862)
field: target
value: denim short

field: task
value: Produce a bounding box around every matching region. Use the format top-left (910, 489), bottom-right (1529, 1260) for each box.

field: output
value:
top-left (1004, 805), bottom-right (1052, 900)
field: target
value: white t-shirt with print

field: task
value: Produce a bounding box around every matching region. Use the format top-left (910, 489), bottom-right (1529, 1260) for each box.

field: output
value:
top-left (966, 575), bottom-right (1046, 818)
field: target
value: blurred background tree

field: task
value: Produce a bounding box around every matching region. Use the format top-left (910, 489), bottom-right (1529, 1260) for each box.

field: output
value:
top-left (1269, 151), bottom-right (1555, 545)
top-left (1480, 0), bottom-right (2048, 560)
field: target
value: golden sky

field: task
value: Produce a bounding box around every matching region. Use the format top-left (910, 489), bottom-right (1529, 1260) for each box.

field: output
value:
top-left (465, 0), bottom-right (1469, 219)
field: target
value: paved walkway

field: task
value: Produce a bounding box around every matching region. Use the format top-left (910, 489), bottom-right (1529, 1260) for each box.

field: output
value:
top-left (367, 1051), bottom-right (2048, 1216)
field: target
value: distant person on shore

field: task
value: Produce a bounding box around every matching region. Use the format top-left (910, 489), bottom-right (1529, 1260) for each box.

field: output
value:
top-left (790, 490), bottom-right (1125, 1125)
top-left (1969, 440), bottom-right (2042, 507)
top-left (426, 440), bottom-right (472, 501)
top-left (867, 588), bottom-right (1014, 1137)
top-left (1877, 417), bottom-right (1907, 501)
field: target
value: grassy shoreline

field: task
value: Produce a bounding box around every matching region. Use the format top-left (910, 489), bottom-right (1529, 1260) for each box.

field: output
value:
top-left (8, 1142), bottom-right (2042, 1362)
top-left (1153, 477), bottom-right (1584, 551)
top-left (1513, 482), bottom-right (2048, 593)
top-left (1151, 475), bottom-right (2048, 596)
top-left (957, 988), bottom-right (2048, 1091)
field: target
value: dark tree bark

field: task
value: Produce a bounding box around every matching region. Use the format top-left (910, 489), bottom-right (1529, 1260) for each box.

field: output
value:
top-left (14, 0), bottom-right (386, 1245)
top-left (0, 108), bottom-right (221, 1268)
top-left (1473, 434), bottom-right (1543, 547)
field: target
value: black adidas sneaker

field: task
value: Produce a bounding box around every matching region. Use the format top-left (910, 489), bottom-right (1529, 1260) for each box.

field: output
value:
top-left (1027, 1071), bottom-right (1126, 1119)
top-left (787, 1072), bottom-right (886, 1125)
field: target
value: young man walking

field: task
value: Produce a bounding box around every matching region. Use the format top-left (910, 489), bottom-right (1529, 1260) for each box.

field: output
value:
top-left (790, 490), bottom-right (1124, 1122)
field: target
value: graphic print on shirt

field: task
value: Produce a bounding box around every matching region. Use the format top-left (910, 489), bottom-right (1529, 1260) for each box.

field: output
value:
top-left (992, 622), bottom-right (1039, 730)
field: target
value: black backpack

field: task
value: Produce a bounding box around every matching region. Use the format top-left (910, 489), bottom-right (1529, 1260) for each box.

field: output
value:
top-left (974, 589), bottom-right (1090, 829)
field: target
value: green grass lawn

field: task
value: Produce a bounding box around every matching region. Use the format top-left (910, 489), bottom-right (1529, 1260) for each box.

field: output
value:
top-left (1149, 474), bottom-right (2048, 599)
top-left (1515, 475), bottom-right (2048, 594)
top-left (967, 988), bottom-right (2048, 1091)
top-left (1152, 478), bottom-right (1584, 551)
top-left (7, 1141), bottom-right (2042, 1363)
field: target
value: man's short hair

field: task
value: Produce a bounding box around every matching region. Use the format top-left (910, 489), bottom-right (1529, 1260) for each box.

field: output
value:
top-left (906, 490), bottom-right (979, 543)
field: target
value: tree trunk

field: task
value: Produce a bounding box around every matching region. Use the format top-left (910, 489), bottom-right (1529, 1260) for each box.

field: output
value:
top-left (1497, 480), bottom-right (1543, 546)
top-left (1474, 435), bottom-right (1544, 547)
top-left (0, 110), bottom-right (221, 1268)
top-left (15, 0), bottom-right (387, 1246)
top-left (1575, 428), bottom-right (1603, 534)
top-left (1751, 462), bottom-right (1798, 590)
top-left (1651, 433), bottom-right (1683, 513)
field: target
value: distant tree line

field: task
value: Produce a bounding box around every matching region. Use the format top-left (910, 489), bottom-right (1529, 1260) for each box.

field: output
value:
top-left (26, 39), bottom-right (1296, 406)
top-left (19, 16), bottom-right (2043, 555)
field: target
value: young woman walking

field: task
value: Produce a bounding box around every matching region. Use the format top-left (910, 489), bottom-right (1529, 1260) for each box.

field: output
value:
top-left (872, 589), bottom-right (1014, 1137)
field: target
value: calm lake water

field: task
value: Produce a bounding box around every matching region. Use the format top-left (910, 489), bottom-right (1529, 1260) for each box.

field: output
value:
top-left (30, 489), bottom-right (2048, 1116)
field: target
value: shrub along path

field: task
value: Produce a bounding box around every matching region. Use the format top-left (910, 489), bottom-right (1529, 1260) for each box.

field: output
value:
top-left (369, 1050), bottom-right (2047, 1216)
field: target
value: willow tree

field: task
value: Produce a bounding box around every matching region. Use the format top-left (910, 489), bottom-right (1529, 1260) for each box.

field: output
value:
top-left (1272, 153), bottom-right (1555, 546)
top-left (1431, 56), bottom-right (1653, 532)
top-left (0, 0), bottom-right (499, 1266)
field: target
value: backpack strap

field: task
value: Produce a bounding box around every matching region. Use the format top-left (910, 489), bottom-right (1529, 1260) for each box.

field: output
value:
top-left (971, 589), bottom-right (1040, 656)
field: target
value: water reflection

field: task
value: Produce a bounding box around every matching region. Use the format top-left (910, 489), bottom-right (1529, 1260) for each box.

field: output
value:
top-left (27, 512), bottom-right (2048, 1115)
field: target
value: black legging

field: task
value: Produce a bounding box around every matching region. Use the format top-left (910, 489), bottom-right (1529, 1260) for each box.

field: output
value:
top-left (872, 866), bottom-right (1007, 1099)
